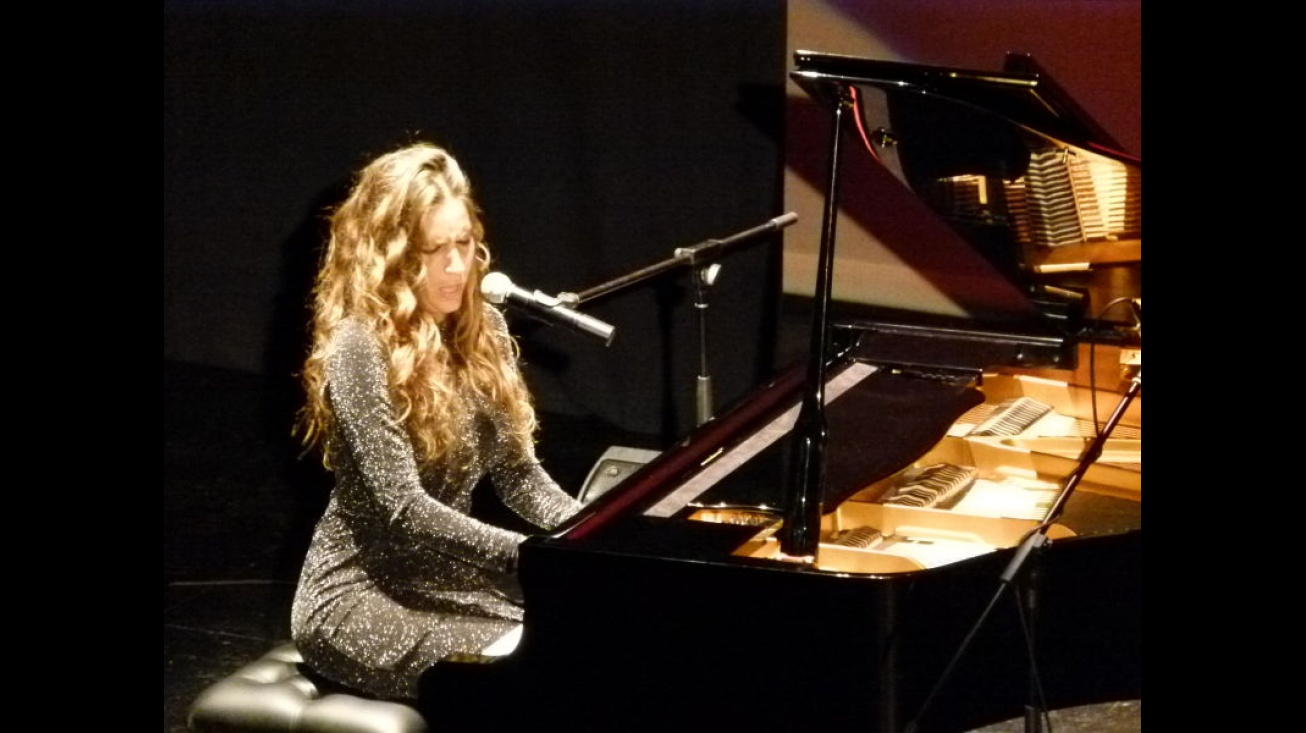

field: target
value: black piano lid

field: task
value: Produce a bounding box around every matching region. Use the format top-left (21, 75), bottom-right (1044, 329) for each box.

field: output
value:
top-left (790, 49), bottom-right (1139, 163)
top-left (789, 48), bottom-right (1142, 339)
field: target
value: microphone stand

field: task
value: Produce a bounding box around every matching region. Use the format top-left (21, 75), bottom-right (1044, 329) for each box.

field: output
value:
top-left (558, 212), bottom-right (797, 427)
top-left (904, 366), bottom-right (1141, 733)
top-left (685, 260), bottom-right (722, 425)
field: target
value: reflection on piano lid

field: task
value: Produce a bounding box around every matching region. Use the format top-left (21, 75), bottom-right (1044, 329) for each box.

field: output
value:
top-left (791, 49), bottom-right (1141, 335)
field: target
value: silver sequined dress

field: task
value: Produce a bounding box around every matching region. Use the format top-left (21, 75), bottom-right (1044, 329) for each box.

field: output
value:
top-left (290, 307), bottom-right (582, 700)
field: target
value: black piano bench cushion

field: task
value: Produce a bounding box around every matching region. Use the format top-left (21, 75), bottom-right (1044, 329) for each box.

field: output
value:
top-left (187, 643), bottom-right (429, 733)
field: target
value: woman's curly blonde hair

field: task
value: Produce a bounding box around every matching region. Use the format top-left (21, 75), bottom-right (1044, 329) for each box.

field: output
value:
top-left (296, 141), bottom-right (536, 468)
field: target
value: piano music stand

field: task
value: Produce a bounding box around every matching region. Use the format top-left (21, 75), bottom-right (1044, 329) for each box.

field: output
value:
top-left (905, 367), bottom-right (1141, 733)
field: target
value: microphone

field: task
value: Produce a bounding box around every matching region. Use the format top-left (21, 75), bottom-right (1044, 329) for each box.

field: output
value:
top-left (481, 272), bottom-right (616, 346)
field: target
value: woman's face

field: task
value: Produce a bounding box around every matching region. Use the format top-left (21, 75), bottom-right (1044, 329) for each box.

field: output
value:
top-left (416, 198), bottom-right (476, 321)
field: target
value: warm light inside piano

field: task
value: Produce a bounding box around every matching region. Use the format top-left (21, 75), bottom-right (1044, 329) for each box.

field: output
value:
top-left (682, 360), bottom-right (1140, 575)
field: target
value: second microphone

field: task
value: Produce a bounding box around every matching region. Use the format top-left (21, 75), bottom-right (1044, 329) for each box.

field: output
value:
top-left (481, 272), bottom-right (616, 346)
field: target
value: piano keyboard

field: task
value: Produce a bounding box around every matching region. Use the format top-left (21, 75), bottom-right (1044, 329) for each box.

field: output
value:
top-left (971, 396), bottom-right (1053, 436)
top-left (882, 462), bottom-right (977, 509)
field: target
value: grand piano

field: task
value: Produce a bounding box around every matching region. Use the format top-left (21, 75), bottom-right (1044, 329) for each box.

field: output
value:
top-left (419, 51), bottom-right (1141, 732)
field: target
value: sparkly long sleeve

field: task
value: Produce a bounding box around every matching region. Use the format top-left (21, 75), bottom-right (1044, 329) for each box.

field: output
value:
top-left (291, 311), bottom-right (584, 699)
top-left (482, 309), bottom-right (583, 532)
top-left (324, 317), bottom-right (529, 573)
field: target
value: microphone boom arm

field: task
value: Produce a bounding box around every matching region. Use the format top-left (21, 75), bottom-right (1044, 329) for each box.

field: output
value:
top-left (558, 212), bottom-right (798, 305)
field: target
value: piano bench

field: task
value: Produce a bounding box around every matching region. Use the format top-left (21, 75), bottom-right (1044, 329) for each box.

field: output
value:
top-left (186, 642), bottom-right (429, 733)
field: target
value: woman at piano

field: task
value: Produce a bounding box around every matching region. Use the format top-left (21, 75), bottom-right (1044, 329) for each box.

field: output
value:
top-left (289, 140), bottom-right (584, 701)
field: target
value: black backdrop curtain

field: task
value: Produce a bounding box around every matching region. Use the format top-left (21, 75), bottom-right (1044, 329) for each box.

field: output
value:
top-left (165, 0), bottom-right (787, 441)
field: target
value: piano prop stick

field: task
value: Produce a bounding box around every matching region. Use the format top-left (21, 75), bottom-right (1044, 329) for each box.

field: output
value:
top-left (558, 212), bottom-right (798, 426)
top-left (906, 362), bottom-right (1141, 733)
top-left (777, 86), bottom-right (851, 560)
